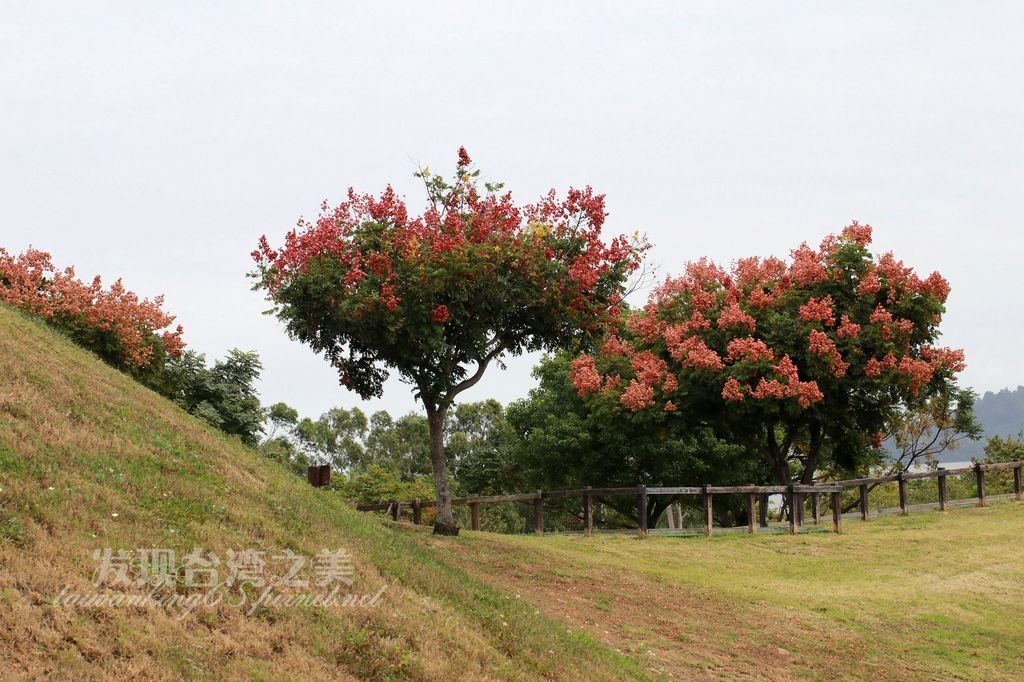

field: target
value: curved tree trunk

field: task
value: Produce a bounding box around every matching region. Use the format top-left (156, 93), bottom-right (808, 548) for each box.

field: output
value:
top-left (426, 407), bottom-right (458, 535)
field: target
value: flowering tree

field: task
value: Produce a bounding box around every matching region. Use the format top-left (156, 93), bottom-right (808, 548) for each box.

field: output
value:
top-left (251, 148), bottom-right (644, 533)
top-left (570, 224), bottom-right (966, 484)
top-left (0, 247), bottom-right (184, 373)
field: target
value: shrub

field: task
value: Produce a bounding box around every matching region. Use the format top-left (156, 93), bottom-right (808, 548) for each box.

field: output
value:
top-left (0, 247), bottom-right (184, 376)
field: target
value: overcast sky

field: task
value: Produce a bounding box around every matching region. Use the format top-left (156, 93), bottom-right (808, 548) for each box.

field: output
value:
top-left (2, 2), bottom-right (1022, 421)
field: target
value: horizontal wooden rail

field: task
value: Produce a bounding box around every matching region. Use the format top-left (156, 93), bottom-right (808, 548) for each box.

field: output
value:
top-left (354, 460), bottom-right (1024, 535)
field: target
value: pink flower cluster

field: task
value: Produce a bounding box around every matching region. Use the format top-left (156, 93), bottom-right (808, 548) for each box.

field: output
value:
top-left (254, 148), bottom-right (645, 330)
top-left (723, 355), bottom-right (824, 408)
top-left (570, 354), bottom-right (602, 396)
top-left (808, 330), bottom-right (849, 378)
top-left (569, 222), bottom-right (966, 417)
top-left (836, 315), bottom-right (861, 338)
top-left (0, 247), bottom-right (185, 368)
top-left (726, 337), bottom-right (775, 363)
top-left (621, 379), bottom-right (655, 411)
top-left (798, 296), bottom-right (836, 326)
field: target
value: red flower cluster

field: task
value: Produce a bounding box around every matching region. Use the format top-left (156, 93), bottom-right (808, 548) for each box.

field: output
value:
top-left (798, 296), bottom-right (836, 326)
top-left (571, 222), bottom-right (965, 416)
top-left (252, 148), bottom-right (645, 341)
top-left (0, 247), bottom-right (184, 368)
top-left (569, 354), bottom-right (602, 397)
top-left (808, 329), bottom-right (849, 378)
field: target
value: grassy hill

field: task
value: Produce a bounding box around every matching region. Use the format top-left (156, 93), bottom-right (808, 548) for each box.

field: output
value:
top-left (2, 302), bottom-right (1024, 680)
top-left (0, 304), bottom-right (642, 680)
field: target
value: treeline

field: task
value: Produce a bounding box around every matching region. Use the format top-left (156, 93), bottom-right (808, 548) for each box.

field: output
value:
top-left (6, 243), bottom-right (1021, 532)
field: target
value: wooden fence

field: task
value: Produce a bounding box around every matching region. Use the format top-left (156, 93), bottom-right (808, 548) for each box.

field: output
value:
top-left (354, 460), bottom-right (1024, 537)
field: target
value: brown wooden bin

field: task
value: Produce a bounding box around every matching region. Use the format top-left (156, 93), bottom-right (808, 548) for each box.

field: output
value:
top-left (307, 464), bottom-right (331, 488)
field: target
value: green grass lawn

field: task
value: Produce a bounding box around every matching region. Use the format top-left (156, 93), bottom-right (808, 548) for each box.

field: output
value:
top-left (431, 499), bottom-right (1024, 680)
top-left (2, 301), bottom-right (1023, 680)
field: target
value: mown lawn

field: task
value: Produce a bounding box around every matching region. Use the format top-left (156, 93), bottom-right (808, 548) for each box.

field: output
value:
top-left (425, 500), bottom-right (1024, 680)
top-left (4, 299), bottom-right (1023, 680)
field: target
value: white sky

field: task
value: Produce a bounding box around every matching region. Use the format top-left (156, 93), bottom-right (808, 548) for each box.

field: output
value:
top-left (2, 2), bottom-right (1022, 420)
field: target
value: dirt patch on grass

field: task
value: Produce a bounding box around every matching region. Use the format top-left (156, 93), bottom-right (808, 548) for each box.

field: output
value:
top-left (440, 535), bottom-right (905, 681)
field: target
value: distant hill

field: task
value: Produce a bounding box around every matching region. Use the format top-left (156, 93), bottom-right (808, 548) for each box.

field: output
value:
top-left (938, 386), bottom-right (1024, 462)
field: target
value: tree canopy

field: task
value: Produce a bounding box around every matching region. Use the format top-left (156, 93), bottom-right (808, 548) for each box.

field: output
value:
top-left (571, 224), bottom-right (967, 484)
top-left (251, 148), bottom-right (644, 532)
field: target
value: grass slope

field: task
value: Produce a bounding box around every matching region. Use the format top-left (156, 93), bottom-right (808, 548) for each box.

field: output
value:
top-left (0, 304), bottom-right (643, 680)
top-left (2, 302), bottom-right (1023, 680)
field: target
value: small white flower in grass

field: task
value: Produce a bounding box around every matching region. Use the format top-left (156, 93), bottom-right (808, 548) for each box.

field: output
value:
top-left (111, 512), bottom-right (119, 518)
top-left (48, 486), bottom-right (54, 491)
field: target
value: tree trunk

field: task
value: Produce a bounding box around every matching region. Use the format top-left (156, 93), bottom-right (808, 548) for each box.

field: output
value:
top-left (426, 407), bottom-right (458, 535)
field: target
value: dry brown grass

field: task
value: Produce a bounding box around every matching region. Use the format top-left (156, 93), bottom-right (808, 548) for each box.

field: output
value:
top-left (0, 305), bottom-right (644, 681)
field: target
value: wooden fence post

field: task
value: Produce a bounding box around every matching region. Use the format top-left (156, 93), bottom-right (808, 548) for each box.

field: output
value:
top-left (584, 486), bottom-right (593, 537)
top-left (1015, 466), bottom-right (1023, 502)
top-left (937, 469), bottom-right (947, 511)
top-left (759, 493), bottom-right (769, 527)
top-left (859, 484), bottom-right (869, 521)
top-left (831, 491), bottom-right (842, 534)
top-left (638, 485), bottom-right (649, 538)
top-left (533, 492), bottom-right (543, 535)
top-left (702, 484), bottom-right (713, 537)
top-left (470, 498), bottom-right (481, 531)
top-left (898, 473), bottom-right (908, 515)
top-left (389, 499), bottom-right (400, 522)
top-left (811, 491), bottom-right (820, 525)
top-left (975, 463), bottom-right (987, 507)
top-left (747, 493), bottom-right (757, 535)
top-left (412, 499), bottom-right (422, 525)
top-left (788, 485), bottom-right (798, 535)
top-left (795, 491), bottom-right (804, 526)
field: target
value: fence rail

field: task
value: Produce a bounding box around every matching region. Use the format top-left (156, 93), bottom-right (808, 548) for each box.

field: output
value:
top-left (352, 460), bottom-right (1024, 537)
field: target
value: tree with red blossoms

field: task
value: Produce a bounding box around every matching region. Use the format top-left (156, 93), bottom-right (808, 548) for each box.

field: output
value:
top-left (0, 247), bottom-right (185, 376)
top-left (570, 223), bottom-right (967, 485)
top-left (251, 148), bottom-right (645, 533)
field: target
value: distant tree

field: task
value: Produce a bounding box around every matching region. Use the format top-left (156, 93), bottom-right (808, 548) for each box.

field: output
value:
top-left (571, 224), bottom-right (967, 485)
top-left (252, 148), bottom-right (644, 533)
top-left (264, 402), bottom-right (299, 440)
top-left (259, 436), bottom-right (309, 477)
top-left (880, 388), bottom-right (981, 474)
top-left (165, 349), bottom-right (265, 446)
top-left (981, 433), bottom-right (1024, 463)
top-left (363, 411), bottom-right (432, 481)
top-left (446, 400), bottom-right (519, 495)
top-left (335, 464), bottom-right (436, 507)
top-left (294, 407), bottom-right (368, 469)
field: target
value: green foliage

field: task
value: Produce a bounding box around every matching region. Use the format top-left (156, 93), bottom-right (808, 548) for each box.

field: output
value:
top-left (361, 411), bottom-right (431, 480)
top-left (982, 433), bottom-right (1024, 463)
top-left (507, 352), bottom-right (759, 526)
top-left (161, 349), bottom-right (265, 446)
top-left (294, 407), bottom-right (368, 469)
top-left (334, 464), bottom-right (436, 505)
top-left (447, 399), bottom-right (519, 494)
top-left (257, 435), bottom-right (309, 477)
